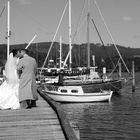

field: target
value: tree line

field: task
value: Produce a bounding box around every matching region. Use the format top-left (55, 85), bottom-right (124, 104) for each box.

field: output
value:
top-left (0, 42), bottom-right (140, 72)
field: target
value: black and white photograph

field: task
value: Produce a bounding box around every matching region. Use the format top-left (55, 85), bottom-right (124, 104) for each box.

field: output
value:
top-left (0, 0), bottom-right (140, 139)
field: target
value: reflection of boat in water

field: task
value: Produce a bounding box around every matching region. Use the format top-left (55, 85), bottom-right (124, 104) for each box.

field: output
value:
top-left (42, 85), bottom-right (113, 103)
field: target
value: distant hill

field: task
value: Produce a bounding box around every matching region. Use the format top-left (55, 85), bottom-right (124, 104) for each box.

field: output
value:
top-left (0, 42), bottom-right (140, 71)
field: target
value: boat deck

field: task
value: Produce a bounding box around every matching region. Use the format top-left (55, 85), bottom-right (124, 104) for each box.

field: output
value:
top-left (0, 94), bottom-right (66, 140)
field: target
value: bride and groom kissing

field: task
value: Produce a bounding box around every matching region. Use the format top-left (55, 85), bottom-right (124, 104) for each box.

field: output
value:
top-left (0, 48), bottom-right (38, 109)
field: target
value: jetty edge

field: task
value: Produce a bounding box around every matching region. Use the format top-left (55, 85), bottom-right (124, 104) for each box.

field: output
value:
top-left (37, 88), bottom-right (79, 140)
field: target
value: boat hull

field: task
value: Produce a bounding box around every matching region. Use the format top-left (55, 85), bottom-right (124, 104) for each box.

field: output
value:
top-left (43, 86), bottom-right (113, 103)
top-left (81, 80), bottom-right (122, 93)
top-left (45, 92), bottom-right (112, 103)
top-left (44, 79), bottom-right (122, 93)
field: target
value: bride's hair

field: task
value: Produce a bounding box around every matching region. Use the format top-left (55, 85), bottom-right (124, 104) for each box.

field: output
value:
top-left (10, 49), bottom-right (18, 57)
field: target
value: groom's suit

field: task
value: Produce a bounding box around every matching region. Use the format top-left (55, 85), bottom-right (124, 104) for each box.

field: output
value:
top-left (17, 54), bottom-right (38, 108)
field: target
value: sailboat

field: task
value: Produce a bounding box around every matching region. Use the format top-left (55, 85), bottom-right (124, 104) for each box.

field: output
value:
top-left (42, 86), bottom-right (113, 103)
top-left (40, 0), bottom-right (123, 95)
top-left (38, 0), bottom-right (118, 103)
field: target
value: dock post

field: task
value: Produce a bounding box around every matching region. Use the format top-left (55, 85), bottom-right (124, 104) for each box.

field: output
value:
top-left (118, 62), bottom-right (122, 79)
top-left (132, 59), bottom-right (135, 93)
top-left (102, 67), bottom-right (107, 80)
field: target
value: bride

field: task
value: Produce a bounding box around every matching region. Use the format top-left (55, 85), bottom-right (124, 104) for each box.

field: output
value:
top-left (0, 49), bottom-right (20, 109)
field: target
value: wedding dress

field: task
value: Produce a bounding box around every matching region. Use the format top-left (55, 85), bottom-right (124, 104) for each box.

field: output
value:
top-left (0, 53), bottom-right (20, 109)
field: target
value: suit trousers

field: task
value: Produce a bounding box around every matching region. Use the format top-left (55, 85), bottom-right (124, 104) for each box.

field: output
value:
top-left (20, 100), bottom-right (36, 109)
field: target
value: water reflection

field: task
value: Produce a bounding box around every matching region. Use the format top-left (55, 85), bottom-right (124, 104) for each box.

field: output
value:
top-left (62, 102), bottom-right (113, 140)
top-left (62, 84), bottom-right (140, 140)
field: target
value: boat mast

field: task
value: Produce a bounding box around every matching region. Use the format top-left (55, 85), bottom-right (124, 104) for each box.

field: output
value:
top-left (69, 0), bottom-right (72, 70)
top-left (7, 1), bottom-right (10, 59)
top-left (87, 0), bottom-right (90, 68)
top-left (60, 36), bottom-right (62, 69)
top-left (40, 2), bottom-right (68, 76)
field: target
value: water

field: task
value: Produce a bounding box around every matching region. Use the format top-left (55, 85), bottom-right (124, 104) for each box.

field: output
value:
top-left (62, 73), bottom-right (140, 140)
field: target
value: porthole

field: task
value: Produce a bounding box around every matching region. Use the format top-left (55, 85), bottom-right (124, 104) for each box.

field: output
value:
top-left (60, 89), bottom-right (67, 93)
top-left (71, 90), bottom-right (78, 93)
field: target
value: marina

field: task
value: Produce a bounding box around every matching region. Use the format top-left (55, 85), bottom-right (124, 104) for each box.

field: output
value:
top-left (0, 0), bottom-right (140, 139)
top-left (60, 73), bottom-right (140, 140)
top-left (0, 74), bottom-right (140, 140)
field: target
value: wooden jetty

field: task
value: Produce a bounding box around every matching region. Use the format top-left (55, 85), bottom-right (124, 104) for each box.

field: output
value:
top-left (0, 91), bottom-right (78, 140)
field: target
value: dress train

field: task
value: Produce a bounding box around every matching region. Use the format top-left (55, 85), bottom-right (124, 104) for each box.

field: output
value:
top-left (0, 80), bottom-right (20, 110)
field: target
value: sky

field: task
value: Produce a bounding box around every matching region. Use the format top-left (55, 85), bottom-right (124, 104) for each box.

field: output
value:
top-left (0, 0), bottom-right (140, 48)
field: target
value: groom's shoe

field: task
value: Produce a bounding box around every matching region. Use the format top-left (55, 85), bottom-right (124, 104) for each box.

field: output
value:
top-left (26, 105), bottom-right (32, 109)
top-left (26, 100), bottom-right (32, 109)
top-left (31, 100), bottom-right (37, 107)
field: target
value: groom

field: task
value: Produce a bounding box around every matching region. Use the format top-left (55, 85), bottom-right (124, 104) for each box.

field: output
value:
top-left (17, 49), bottom-right (38, 109)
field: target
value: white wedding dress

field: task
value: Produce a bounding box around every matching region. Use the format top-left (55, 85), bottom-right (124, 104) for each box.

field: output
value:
top-left (0, 53), bottom-right (20, 109)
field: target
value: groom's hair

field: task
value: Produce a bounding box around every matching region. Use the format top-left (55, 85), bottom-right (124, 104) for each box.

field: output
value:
top-left (20, 48), bottom-right (29, 54)
top-left (10, 49), bottom-right (18, 57)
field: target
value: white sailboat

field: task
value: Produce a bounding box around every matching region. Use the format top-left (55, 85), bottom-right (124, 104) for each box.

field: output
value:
top-left (40, 0), bottom-right (113, 103)
top-left (43, 86), bottom-right (113, 103)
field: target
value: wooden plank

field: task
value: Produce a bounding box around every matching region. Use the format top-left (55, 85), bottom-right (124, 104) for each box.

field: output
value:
top-left (38, 88), bottom-right (79, 140)
top-left (0, 94), bottom-right (65, 140)
top-left (0, 120), bottom-right (60, 127)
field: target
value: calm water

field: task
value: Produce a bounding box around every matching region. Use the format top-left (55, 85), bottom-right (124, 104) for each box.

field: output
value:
top-left (62, 73), bottom-right (140, 140)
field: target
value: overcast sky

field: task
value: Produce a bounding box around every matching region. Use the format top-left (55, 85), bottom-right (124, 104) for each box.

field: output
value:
top-left (0, 0), bottom-right (140, 48)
